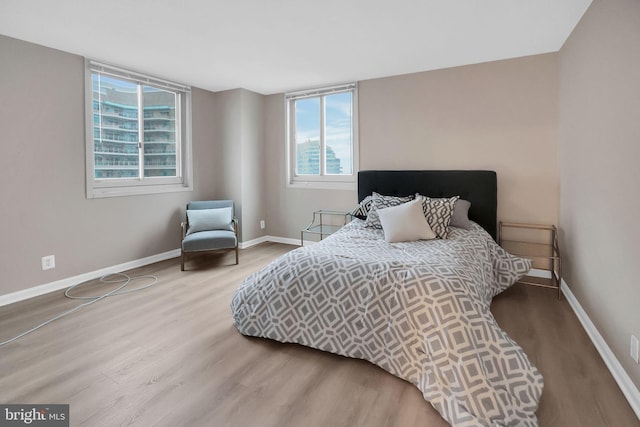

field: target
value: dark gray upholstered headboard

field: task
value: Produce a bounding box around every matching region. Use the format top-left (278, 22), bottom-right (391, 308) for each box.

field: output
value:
top-left (358, 170), bottom-right (498, 240)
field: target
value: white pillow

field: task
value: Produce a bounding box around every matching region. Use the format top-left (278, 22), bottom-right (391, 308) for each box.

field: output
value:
top-left (186, 207), bottom-right (234, 235)
top-left (377, 199), bottom-right (436, 243)
top-left (365, 192), bottom-right (414, 229)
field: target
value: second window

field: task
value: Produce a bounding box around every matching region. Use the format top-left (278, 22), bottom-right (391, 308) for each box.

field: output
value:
top-left (286, 83), bottom-right (358, 188)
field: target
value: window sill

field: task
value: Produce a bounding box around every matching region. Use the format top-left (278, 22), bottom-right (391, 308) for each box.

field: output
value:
top-left (87, 183), bottom-right (193, 199)
top-left (286, 180), bottom-right (356, 191)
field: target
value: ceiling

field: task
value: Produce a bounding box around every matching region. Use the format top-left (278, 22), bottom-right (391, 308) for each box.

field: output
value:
top-left (0, 0), bottom-right (592, 95)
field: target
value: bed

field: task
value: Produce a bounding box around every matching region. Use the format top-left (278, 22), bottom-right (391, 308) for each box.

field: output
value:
top-left (231, 170), bottom-right (543, 427)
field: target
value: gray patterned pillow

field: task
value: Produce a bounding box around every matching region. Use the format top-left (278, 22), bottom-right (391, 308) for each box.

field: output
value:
top-left (365, 192), bottom-right (414, 229)
top-left (415, 194), bottom-right (459, 239)
top-left (350, 195), bottom-right (374, 220)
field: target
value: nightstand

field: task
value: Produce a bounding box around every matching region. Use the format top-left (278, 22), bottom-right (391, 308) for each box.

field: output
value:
top-left (499, 222), bottom-right (562, 299)
top-left (301, 210), bottom-right (351, 246)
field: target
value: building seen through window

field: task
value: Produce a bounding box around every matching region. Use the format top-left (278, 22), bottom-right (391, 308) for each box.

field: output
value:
top-left (286, 83), bottom-right (357, 188)
top-left (92, 75), bottom-right (178, 179)
top-left (296, 139), bottom-right (342, 175)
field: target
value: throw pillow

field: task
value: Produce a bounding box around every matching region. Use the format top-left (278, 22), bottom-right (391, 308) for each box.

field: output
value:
top-left (365, 192), bottom-right (414, 229)
top-left (415, 194), bottom-right (459, 239)
top-left (378, 199), bottom-right (437, 243)
top-left (450, 199), bottom-right (471, 229)
top-left (350, 195), bottom-right (374, 220)
top-left (186, 207), bottom-right (234, 235)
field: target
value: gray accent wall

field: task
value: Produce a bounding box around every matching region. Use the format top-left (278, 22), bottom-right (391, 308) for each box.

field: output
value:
top-left (0, 35), bottom-right (220, 295)
top-left (558, 0), bottom-right (640, 388)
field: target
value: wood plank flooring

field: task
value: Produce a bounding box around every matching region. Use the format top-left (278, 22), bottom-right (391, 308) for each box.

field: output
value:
top-left (0, 243), bottom-right (638, 427)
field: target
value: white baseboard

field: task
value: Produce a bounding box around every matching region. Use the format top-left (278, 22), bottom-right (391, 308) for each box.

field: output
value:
top-left (525, 268), bottom-right (639, 418)
top-left (270, 236), bottom-right (305, 246)
top-left (560, 279), bottom-right (640, 420)
top-left (527, 268), bottom-right (552, 279)
top-left (1, 236), bottom-right (303, 307)
top-left (239, 236), bottom-right (271, 249)
top-left (0, 249), bottom-right (180, 308)
top-left (240, 235), bottom-right (303, 249)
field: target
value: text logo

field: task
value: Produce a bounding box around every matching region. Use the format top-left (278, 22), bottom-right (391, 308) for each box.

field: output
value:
top-left (1, 405), bottom-right (68, 426)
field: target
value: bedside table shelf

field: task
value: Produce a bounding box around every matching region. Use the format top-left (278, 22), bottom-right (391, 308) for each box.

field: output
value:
top-left (499, 222), bottom-right (562, 299)
top-left (301, 210), bottom-right (351, 246)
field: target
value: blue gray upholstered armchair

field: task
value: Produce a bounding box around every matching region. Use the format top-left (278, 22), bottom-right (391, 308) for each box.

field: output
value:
top-left (181, 200), bottom-right (239, 270)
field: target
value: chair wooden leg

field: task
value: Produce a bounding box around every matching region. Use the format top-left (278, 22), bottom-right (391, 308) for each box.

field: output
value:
top-left (181, 251), bottom-right (185, 271)
top-left (235, 247), bottom-right (239, 265)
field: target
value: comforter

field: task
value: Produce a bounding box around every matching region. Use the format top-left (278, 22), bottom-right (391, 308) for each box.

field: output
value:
top-left (231, 220), bottom-right (543, 427)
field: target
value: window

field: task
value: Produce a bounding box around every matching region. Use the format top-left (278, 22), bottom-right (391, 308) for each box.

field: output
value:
top-left (85, 59), bottom-right (193, 198)
top-left (286, 83), bottom-right (358, 189)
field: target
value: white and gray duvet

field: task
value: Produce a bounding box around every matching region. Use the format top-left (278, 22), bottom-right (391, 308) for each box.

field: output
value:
top-left (231, 220), bottom-right (543, 427)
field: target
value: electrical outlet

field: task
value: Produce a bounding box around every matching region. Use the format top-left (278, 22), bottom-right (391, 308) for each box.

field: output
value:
top-left (260, 220), bottom-right (266, 229)
top-left (41, 255), bottom-right (55, 270)
top-left (631, 335), bottom-right (639, 364)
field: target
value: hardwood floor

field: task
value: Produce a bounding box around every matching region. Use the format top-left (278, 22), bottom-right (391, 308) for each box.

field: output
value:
top-left (0, 243), bottom-right (638, 427)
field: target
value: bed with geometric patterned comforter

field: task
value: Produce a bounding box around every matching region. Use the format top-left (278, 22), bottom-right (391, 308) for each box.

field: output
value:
top-left (231, 219), bottom-right (543, 427)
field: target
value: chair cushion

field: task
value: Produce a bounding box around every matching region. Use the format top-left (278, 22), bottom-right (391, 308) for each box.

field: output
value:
top-left (182, 230), bottom-right (237, 252)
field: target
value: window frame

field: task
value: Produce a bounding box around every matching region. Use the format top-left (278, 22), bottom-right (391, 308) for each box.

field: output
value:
top-left (84, 59), bottom-right (193, 198)
top-left (285, 83), bottom-right (359, 190)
